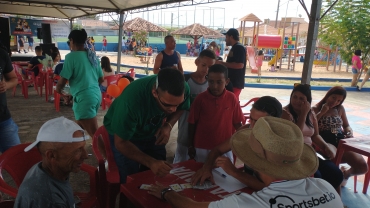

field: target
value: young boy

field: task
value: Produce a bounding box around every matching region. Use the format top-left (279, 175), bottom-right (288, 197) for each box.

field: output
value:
top-left (188, 64), bottom-right (243, 163)
top-left (173, 49), bottom-right (217, 163)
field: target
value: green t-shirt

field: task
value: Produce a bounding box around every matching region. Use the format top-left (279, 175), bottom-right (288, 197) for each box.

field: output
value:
top-left (60, 51), bottom-right (103, 97)
top-left (103, 75), bottom-right (190, 141)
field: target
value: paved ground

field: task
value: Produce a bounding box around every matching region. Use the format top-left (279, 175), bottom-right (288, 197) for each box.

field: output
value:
top-left (3, 84), bottom-right (370, 206)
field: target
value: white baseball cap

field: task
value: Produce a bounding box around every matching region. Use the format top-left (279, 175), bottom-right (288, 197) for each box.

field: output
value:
top-left (24, 117), bottom-right (88, 152)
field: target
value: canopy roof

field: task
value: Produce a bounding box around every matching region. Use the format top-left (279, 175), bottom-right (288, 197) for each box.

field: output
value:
top-left (0, 0), bottom-right (191, 19)
top-left (111, 17), bottom-right (167, 32)
top-left (239, 13), bottom-right (262, 22)
top-left (171, 23), bottom-right (223, 37)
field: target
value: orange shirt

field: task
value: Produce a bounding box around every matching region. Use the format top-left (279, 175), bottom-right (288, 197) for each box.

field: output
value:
top-left (188, 89), bottom-right (244, 149)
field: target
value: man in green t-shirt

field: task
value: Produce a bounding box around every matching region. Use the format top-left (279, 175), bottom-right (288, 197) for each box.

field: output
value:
top-left (104, 68), bottom-right (190, 183)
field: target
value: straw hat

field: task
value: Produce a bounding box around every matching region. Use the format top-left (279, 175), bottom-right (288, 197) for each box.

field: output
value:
top-left (230, 116), bottom-right (318, 180)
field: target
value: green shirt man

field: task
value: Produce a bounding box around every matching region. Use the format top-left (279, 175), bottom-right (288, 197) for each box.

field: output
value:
top-left (104, 68), bottom-right (190, 183)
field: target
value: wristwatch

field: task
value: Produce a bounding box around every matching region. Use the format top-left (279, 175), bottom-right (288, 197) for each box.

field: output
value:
top-left (161, 187), bottom-right (173, 201)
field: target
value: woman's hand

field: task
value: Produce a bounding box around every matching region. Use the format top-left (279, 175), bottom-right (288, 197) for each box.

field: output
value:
top-left (324, 145), bottom-right (336, 160)
top-left (344, 126), bottom-right (353, 138)
top-left (301, 100), bottom-right (311, 116)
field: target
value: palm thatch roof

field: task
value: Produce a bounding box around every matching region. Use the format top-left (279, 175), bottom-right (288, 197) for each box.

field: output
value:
top-left (111, 17), bottom-right (167, 32)
top-left (171, 23), bottom-right (223, 38)
top-left (239, 13), bottom-right (262, 22)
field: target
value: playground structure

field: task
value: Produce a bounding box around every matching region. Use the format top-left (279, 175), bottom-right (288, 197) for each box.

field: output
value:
top-left (239, 14), bottom-right (302, 72)
top-left (297, 46), bottom-right (343, 72)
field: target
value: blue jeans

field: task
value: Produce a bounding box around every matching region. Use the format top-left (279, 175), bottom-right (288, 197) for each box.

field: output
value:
top-left (99, 85), bottom-right (107, 93)
top-left (101, 46), bottom-right (107, 51)
top-left (109, 134), bottom-right (166, 183)
top-left (314, 158), bottom-right (343, 189)
top-left (0, 118), bottom-right (21, 153)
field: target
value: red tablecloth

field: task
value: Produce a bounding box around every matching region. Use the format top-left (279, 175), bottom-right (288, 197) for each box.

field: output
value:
top-left (120, 160), bottom-right (254, 208)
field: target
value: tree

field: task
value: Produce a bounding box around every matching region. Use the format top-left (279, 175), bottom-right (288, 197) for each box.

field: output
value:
top-left (132, 30), bottom-right (148, 48)
top-left (320, 0), bottom-right (370, 65)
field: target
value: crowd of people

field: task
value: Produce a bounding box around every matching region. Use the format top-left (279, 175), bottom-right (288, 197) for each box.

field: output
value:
top-left (0, 27), bottom-right (367, 207)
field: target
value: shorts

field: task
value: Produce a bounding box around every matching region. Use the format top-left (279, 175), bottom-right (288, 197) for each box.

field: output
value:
top-left (187, 49), bottom-right (190, 52)
top-left (72, 93), bottom-right (101, 120)
top-left (352, 68), bottom-right (359, 74)
top-left (18, 42), bottom-right (24, 47)
top-left (29, 42), bottom-right (33, 47)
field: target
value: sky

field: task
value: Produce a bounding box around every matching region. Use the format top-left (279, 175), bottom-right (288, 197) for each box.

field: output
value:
top-left (101, 0), bottom-right (313, 29)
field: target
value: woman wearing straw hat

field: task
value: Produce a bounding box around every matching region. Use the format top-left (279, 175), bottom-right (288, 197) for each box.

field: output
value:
top-left (148, 117), bottom-right (343, 207)
top-left (281, 84), bottom-right (343, 194)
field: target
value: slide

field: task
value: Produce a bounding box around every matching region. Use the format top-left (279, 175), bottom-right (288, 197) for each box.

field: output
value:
top-left (246, 46), bottom-right (258, 73)
top-left (268, 49), bottom-right (283, 66)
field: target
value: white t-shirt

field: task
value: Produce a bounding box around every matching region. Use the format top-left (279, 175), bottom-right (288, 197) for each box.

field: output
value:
top-left (209, 178), bottom-right (343, 208)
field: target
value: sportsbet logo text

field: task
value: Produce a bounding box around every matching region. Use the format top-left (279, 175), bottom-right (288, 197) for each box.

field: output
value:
top-left (275, 192), bottom-right (336, 208)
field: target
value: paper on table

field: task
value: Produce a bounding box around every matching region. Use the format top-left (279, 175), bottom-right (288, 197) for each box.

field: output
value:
top-left (212, 167), bottom-right (247, 193)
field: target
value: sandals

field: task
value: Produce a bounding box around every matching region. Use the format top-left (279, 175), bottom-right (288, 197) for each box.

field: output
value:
top-left (340, 166), bottom-right (349, 187)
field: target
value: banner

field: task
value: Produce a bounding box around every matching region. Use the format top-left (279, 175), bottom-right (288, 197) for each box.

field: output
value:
top-left (9, 17), bottom-right (69, 37)
top-left (9, 17), bottom-right (40, 36)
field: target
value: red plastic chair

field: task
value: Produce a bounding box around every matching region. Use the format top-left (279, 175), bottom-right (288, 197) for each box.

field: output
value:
top-left (12, 64), bottom-right (33, 99)
top-left (103, 97), bottom-right (113, 109)
top-left (92, 126), bottom-right (120, 208)
top-left (101, 74), bottom-right (121, 110)
top-left (125, 68), bottom-right (136, 78)
top-left (0, 143), bottom-right (98, 208)
top-left (26, 64), bottom-right (44, 96)
top-left (240, 97), bottom-right (259, 124)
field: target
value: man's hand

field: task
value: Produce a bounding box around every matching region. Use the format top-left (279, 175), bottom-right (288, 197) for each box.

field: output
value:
top-left (150, 160), bottom-right (172, 177)
top-left (188, 146), bottom-right (196, 160)
top-left (215, 156), bottom-right (237, 176)
top-left (191, 166), bottom-right (214, 186)
top-left (155, 124), bottom-right (171, 145)
top-left (147, 182), bottom-right (169, 199)
top-left (0, 81), bottom-right (7, 93)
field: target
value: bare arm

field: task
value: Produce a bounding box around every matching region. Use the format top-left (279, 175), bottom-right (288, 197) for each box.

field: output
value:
top-left (0, 70), bottom-right (18, 93)
top-left (155, 110), bottom-right (184, 145)
top-left (233, 122), bottom-right (242, 131)
top-left (339, 105), bottom-right (353, 136)
top-left (312, 105), bottom-right (329, 121)
top-left (56, 77), bottom-right (68, 94)
top-left (177, 51), bottom-right (184, 74)
top-left (148, 183), bottom-right (210, 208)
top-left (98, 77), bottom-right (104, 84)
top-left (114, 135), bottom-right (172, 176)
top-left (153, 53), bottom-right (163, 74)
top-left (310, 116), bottom-right (335, 159)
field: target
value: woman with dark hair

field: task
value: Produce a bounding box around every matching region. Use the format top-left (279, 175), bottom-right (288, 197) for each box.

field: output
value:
top-left (99, 56), bottom-right (114, 92)
top-left (56, 29), bottom-right (104, 139)
top-left (351, 49), bottom-right (362, 87)
top-left (313, 86), bottom-right (368, 187)
top-left (282, 84), bottom-right (343, 193)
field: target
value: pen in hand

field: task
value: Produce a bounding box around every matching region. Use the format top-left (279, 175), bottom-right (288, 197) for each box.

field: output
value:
top-left (213, 169), bottom-right (227, 178)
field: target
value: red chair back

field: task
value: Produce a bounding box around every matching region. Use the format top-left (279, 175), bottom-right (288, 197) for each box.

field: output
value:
top-left (240, 97), bottom-right (260, 125)
top-left (126, 68), bottom-right (135, 78)
top-left (104, 74), bottom-right (121, 86)
top-left (0, 143), bottom-right (42, 197)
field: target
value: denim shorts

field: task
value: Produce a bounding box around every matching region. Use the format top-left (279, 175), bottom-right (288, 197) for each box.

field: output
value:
top-left (0, 118), bottom-right (21, 153)
top-left (352, 68), bottom-right (359, 74)
top-left (29, 42), bottom-right (33, 47)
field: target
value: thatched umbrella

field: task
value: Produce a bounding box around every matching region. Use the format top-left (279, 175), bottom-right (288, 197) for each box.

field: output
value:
top-left (111, 17), bottom-right (167, 32)
top-left (171, 23), bottom-right (223, 49)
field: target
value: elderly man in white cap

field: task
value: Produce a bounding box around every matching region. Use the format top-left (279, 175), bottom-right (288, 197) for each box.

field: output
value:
top-left (14, 117), bottom-right (89, 208)
top-left (147, 117), bottom-right (343, 208)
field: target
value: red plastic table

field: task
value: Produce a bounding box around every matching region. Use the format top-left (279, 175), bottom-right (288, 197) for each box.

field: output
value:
top-left (335, 137), bottom-right (370, 194)
top-left (120, 160), bottom-right (254, 208)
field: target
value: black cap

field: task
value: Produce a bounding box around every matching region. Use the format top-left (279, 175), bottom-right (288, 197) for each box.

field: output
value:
top-left (223, 28), bottom-right (240, 41)
top-left (252, 96), bottom-right (282, 118)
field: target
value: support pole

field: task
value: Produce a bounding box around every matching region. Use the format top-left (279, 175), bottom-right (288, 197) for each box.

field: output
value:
top-left (275, 0), bottom-right (281, 28)
top-left (301, 0), bottom-right (322, 84)
top-left (293, 22), bottom-right (300, 72)
top-left (69, 19), bottom-right (73, 31)
top-left (333, 46), bottom-right (339, 72)
top-left (117, 11), bottom-right (124, 73)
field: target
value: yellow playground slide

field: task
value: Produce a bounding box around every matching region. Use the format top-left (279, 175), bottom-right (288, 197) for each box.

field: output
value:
top-left (268, 50), bottom-right (283, 66)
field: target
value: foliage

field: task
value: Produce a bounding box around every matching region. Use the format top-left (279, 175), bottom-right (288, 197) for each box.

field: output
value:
top-left (133, 30), bottom-right (148, 46)
top-left (319, 0), bottom-right (370, 65)
top-left (72, 23), bottom-right (82, 30)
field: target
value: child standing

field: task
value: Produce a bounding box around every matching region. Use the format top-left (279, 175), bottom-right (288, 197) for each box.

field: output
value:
top-left (173, 49), bottom-right (217, 163)
top-left (99, 56), bottom-right (115, 92)
top-left (187, 64), bottom-right (244, 163)
top-left (255, 50), bottom-right (264, 82)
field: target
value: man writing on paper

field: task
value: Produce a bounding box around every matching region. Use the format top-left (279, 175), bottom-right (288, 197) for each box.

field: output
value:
top-left (147, 117), bottom-right (343, 208)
